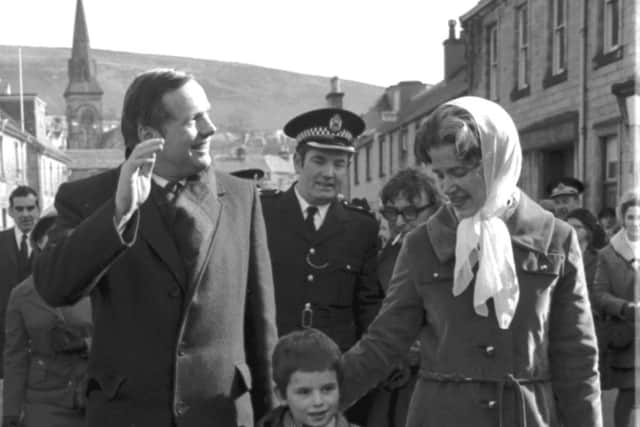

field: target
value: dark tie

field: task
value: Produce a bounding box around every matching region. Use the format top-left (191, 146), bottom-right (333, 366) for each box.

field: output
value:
top-left (305, 206), bottom-right (318, 234)
top-left (162, 178), bottom-right (202, 284)
top-left (18, 233), bottom-right (30, 281)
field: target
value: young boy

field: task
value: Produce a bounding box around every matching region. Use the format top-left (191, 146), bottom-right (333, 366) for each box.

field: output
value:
top-left (259, 328), bottom-right (358, 427)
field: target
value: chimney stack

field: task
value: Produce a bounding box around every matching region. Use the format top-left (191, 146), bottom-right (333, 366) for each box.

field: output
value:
top-left (326, 76), bottom-right (344, 109)
top-left (443, 19), bottom-right (466, 81)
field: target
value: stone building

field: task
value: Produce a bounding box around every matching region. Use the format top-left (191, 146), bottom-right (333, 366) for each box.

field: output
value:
top-left (350, 20), bottom-right (468, 207)
top-left (461, 0), bottom-right (638, 211)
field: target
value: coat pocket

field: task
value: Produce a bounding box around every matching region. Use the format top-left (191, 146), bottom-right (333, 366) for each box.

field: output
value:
top-left (231, 362), bottom-right (253, 398)
top-left (87, 373), bottom-right (126, 401)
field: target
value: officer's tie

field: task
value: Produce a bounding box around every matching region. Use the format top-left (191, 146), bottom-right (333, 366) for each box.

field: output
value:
top-left (18, 233), bottom-right (30, 281)
top-left (304, 206), bottom-right (318, 234)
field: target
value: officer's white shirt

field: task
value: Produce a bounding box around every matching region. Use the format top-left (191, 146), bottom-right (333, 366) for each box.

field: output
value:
top-left (294, 185), bottom-right (330, 230)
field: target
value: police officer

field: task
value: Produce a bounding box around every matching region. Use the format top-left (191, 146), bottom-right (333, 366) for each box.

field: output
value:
top-left (261, 108), bottom-right (382, 425)
top-left (547, 176), bottom-right (585, 219)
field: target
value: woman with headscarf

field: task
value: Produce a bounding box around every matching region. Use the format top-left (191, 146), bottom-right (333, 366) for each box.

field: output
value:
top-left (3, 209), bottom-right (92, 427)
top-left (339, 97), bottom-right (601, 427)
top-left (592, 190), bottom-right (640, 427)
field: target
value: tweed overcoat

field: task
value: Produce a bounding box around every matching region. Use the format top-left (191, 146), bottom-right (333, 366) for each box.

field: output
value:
top-left (33, 167), bottom-right (278, 427)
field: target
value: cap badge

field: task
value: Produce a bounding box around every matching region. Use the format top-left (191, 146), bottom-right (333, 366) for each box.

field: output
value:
top-left (329, 114), bottom-right (343, 133)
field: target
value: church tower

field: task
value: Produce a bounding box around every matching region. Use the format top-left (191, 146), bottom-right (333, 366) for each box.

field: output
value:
top-left (64, 0), bottom-right (103, 149)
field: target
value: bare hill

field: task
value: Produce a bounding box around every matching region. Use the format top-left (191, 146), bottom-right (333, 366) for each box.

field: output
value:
top-left (0, 45), bottom-right (383, 131)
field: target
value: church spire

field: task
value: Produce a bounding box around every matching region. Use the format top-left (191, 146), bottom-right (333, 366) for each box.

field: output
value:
top-left (65, 0), bottom-right (102, 96)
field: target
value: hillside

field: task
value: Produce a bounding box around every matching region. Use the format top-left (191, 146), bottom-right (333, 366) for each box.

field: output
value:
top-left (0, 45), bottom-right (383, 131)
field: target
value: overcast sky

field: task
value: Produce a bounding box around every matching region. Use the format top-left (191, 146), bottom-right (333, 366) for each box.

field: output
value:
top-left (0, 0), bottom-right (481, 87)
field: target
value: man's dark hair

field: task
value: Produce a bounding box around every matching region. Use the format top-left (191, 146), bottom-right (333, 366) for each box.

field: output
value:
top-left (121, 68), bottom-right (194, 157)
top-left (9, 185), bottom-right (38, 208)
top-left (414, 103), bottom-right (482, 166)
top-left (380, 168), bottom-right (443, 207)
top-left (597, 207), bottom-right (616, 221)
top-left (272, 328), bottom-right (342, 396)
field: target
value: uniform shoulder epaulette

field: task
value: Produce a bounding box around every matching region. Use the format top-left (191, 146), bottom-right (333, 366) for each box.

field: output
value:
top-left (342, 200), bottom-right (375, 218)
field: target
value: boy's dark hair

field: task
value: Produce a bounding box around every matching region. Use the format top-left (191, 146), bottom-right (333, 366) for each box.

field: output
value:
top-left (272, 328), bottom-right (342, 396)
top-left (9, 185), bottom-right (38, 207)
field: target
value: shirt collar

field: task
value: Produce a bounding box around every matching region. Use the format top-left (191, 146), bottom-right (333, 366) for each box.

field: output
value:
top-left (293, 184), bottom-right (331, 223)
top-left (152, 174), bottom-right (187, 189)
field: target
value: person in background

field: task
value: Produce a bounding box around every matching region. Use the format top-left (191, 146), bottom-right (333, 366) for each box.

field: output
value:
top-left (3, 208), bottom-right (92, 427)
top-left (261, 108), bottom-right (382, 426)
top-left (539, 198), bottom-right (556, 215)
top-left (598, 207), bottom-right (620, 243)
top-left (566, 208), bottom-right (607, 287)
top-left (547, 177), bottom-right (585, 220)
top-left (258, 328), bottom-right (359, 427)
top-left (369, 168), bottom-right (442, 427)
top-left (0, 186), bottom-right (41, 382)
top-left (592, 190), bottom-right (640, 427)
top-left (231, 168), bottom-right (266, 189)
top-left (340, 96), bottom-right (601, 427)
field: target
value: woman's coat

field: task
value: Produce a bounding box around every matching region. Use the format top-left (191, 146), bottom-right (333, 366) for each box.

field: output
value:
top-left (341, 194), bottom-right (601, 427)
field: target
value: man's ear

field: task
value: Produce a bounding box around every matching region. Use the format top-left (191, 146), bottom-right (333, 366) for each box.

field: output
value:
top-left (137, 124), bottom-right (161, 141)
top-left (293, 151), bottom-right (303, 173)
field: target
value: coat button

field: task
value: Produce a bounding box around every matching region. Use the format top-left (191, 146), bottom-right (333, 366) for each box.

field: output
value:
top-left (433, 272), bottom-right (439, 278)
top-left (168, 286), bottom-right (181, 297)
top-left (346, 264), bottom-right (351, 270)
top-left (309, 247), bottom-right (315, 255)
top-left (307, 274), bottom-right (314, 282)
top-left (486, 400), bottom-right (497, 409)
top-left (484, 345), bottom-right (495, 357)
top-left (175, 401), bottom-right (188, 416)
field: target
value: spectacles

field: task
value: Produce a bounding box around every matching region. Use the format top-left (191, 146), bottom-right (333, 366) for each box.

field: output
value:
top-left (379, 204), bottom-right (432, 222)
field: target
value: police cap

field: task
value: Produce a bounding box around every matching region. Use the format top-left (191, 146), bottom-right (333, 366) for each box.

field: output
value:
top-left (283, 108), bottom-right (365, 153)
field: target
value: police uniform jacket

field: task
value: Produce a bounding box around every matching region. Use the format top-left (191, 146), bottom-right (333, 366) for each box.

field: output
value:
top-left (341, 192), bottom-right (602, 427)
top-left (3, 276), bottom-right (91, 426)
top-left (33, 167), bottom-right (278, 427)
top-left (261, 186), bottom-right (382, 351)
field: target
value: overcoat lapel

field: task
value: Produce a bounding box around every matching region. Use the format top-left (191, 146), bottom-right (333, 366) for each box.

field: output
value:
top-left (4, 232), bottom-right (18, 275)
top-left (141, 184), bottom-right (188, 289)
top-left (313, 202), bottom-right (347, 245)
top-left (281, 187), bottom-right (312, 243)
top-left (181, 168), bottom-right (224, 303)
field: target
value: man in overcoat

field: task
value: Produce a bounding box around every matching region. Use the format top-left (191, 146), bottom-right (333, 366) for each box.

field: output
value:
top-left (33, 69), bottom-right (278, 427)
top-left (0, 185), bottom-right (40, 378)
top-left (261, 108), bottom-right (382, 425)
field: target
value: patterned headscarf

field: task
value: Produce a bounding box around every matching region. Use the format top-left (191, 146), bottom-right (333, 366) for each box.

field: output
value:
top-left (446, 96), bottom-right (523, 329)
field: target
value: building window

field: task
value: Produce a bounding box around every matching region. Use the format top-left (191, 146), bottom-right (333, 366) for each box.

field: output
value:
top-left (516, 4), bottom-right (529, 90)
top-left (365, 143), bottom-right (372, 182)
top-left (604, 0), bottom-right (621, 51)
top-left (594, 0), bottom-right (623, 68)
top-left (378, 134), bottom-right (386, 177)
top-left (552, 0), bottom-right (566, 74)
top-left (353, 150), bottom-right (360, 186)
top-left (602, 135), bottom-right (619, 208)
top-left (389, 135), bottom-right (394, 175)
top-left (400, 129), bottom-right (408, 166)
top-left (487, 24), bottom-right (499, 100)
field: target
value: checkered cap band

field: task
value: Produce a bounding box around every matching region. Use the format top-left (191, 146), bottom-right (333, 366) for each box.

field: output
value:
top-left (295, 127), bottom-right (353, 143)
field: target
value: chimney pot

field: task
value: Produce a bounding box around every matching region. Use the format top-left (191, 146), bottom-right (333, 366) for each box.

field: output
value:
top-left (448, 19), bottom-right (456, 40)
top-left (330, 76), bottom-right (341, 93)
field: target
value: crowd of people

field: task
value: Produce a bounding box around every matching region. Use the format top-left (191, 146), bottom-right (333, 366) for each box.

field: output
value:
top-left (0, 68), bottom-right (636, 427)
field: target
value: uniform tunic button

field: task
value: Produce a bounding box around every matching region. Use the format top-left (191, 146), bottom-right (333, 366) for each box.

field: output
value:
top-left (309, 248), bottom-right (315, 254)
top-left (484, 345), bottom-right (496, 357)
top-left (486, 400), bottom-right (497, 409)
top-left (307, 274), bottom-right (314, 282)
top-left (433, 272), bottom-right (439, 278)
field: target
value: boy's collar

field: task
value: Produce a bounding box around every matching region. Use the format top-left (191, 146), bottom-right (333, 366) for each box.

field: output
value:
top-left (283, 408), bottom-right (343, 427)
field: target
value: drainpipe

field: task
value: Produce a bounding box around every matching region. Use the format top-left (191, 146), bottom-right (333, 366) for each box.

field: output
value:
top-left (579, 0), bottom-right (589, 209)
